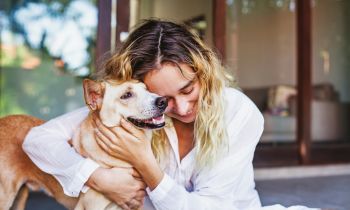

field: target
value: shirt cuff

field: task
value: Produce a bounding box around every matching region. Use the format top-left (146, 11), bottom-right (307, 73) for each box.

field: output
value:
top-left (146, 173), bottom-right (175, 204)
top-left (66, 158), bottom-right (100, 196)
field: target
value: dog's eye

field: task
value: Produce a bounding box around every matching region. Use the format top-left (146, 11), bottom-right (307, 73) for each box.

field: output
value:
top-left (120, 92), bottom-right (133, 99)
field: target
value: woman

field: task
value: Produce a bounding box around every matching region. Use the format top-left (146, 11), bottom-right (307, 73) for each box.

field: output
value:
top-left (23, 19), bottom-right (318, 210)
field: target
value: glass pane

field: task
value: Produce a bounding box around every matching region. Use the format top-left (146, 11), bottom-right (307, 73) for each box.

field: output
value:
top-left (312, 0), bottom-right (350, 143)
top-left (0, 0), bottom-right (97, 120)
top-left (226, 0), bottom-right (297, 144)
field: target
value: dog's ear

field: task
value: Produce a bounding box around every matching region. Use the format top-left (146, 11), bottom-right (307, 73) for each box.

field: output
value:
top-left (83, 79), bottom-right (104, 111)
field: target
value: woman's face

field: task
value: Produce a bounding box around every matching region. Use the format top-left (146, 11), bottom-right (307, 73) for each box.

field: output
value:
top-left (143, 63), bottom-right (200, 124)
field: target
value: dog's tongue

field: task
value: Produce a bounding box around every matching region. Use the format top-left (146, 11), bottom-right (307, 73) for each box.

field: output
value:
top-left (145, 115), bottom-right (164, 124)
top-left (153, 115), bottom-right (163, 120)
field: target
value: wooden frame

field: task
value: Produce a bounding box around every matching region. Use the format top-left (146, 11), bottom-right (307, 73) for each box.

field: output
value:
top-left (296, 0), bottom-right (312, 165)
top-left (213, 0), bottom-right (226, 60)
top-left (96, 0), bottom-right (112, 68)
top-left (115, 0), bottom-right (130, 49)
top-left (95, 0), bottom-right (130, 70)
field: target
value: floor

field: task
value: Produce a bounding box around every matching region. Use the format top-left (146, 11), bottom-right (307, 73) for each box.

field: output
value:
top-left (256, 175), bottom-right (350, 210)
top-left (24, 175), bottom-right (350, 210)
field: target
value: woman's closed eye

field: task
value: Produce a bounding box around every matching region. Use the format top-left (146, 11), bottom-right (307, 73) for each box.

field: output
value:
top-left (182, 86), bottom-right (194, 95)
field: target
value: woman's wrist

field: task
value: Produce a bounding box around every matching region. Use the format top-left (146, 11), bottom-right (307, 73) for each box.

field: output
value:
top-left (85, 167), bottom-right (104, 191)
top-left (135, 154), bottom-right (164, 190)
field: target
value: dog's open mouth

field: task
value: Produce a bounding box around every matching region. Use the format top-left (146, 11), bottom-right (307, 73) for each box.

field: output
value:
top-left (127, 114), bottom-right (165, 129)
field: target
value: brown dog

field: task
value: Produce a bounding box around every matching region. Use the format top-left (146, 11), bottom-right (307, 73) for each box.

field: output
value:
top-left (0, 79), bottom-right (167, 210)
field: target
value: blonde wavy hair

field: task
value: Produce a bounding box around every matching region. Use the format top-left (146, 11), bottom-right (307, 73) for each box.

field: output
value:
top-left (96, 19), bottom-right (235, 170)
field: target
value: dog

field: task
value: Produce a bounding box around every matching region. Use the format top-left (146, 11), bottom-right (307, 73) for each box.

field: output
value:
top-left (0, 79), bottom-right (168, 210)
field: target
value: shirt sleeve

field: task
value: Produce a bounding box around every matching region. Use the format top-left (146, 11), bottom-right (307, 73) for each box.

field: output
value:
top-left (22, 107), bottom-right (100, 197)
top-left (146, 91), bottom-right (264, 210)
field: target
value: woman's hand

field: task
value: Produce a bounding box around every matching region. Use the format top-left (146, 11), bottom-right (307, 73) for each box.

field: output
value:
top-left (94, 117), bottom-right (153, 168)
top-left (86, 167), bottom-right (146, 210)
top-left (93, 117), bottom-right (164, 190)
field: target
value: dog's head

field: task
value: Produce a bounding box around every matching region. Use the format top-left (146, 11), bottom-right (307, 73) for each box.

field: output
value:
top-left (83, 79), bottom-right (167, 129)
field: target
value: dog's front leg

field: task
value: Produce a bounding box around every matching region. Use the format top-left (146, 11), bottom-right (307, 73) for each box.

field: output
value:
top-left (75, 189), bottom-right (123, 210)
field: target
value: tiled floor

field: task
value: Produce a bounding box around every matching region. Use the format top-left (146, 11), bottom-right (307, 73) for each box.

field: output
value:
top-left (24, 175), bottom-right (350, 210)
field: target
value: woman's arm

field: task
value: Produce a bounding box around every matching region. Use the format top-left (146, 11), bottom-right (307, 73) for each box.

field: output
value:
top-left (23, 107), bottom-right (96, 196)
top-left (86, 167), bottom-right (146, 210)
top-left (22, 107), bottom-right (145, 209)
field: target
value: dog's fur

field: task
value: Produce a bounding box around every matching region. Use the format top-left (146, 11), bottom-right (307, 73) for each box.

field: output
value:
top-left (0, 79), bottom-right (167, 210)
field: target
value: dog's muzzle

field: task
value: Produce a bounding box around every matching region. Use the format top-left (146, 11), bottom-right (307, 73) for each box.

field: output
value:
top-left (127, 97), bottom-right (168, 130)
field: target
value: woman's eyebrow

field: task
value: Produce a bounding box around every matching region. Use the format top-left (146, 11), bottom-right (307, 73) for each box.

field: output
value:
top-left (179, 80), bottom-right (194, 91)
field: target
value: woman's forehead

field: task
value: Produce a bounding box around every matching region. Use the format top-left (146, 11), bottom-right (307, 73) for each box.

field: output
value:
top-left (143, 63), bottom-right (195, 94)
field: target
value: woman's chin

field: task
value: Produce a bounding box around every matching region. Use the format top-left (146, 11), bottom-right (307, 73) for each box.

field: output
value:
top-left (170, 113), bottom-right (196, 124)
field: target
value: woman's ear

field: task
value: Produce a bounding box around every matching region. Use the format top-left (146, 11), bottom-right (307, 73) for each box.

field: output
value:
top-left (83, 79), bottom-right (105, 111)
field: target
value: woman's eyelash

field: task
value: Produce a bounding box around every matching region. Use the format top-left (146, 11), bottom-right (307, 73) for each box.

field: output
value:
top-left (183, 87), bottom-right (194, 94)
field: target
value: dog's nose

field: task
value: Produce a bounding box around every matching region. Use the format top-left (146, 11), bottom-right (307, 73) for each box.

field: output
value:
top-left (155, 97), bottom-right (168, 111)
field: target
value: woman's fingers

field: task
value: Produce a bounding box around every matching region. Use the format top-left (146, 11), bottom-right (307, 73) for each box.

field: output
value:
top-left (126, 199), bottom-right (143, 210)
top-left (95, 129), bottom-right (113, 148)
top-left (119, 203), bottom-right (131, 210)
top-left (136, 179), bottom-right (147, 190)
top-left (128, 190), bottom-right (146, 209)
top-left (95, 132), bottom-right (113, 154)
top-left (95, 130), bottom-right (121, 157)
top-left (94, 117), bottom-right (126, 154)
top-left (120, 118), bottom-right (144, 140)
top-left (135, 189), bottom-right (146, 200)
top-left (131, 168), bottom-right (142, 179)
top-left (95, 116), bottom-right (144, 145)
top-left (94, 117), bottom-right (120, 142)
top-left (93, 117), bottom-right (151, 167)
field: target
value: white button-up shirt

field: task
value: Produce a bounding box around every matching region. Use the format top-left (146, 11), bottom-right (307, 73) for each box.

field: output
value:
top-left (23, 88), bottom-right (319, 210)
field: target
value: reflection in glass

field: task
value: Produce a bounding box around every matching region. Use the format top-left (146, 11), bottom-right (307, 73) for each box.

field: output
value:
top-left (312, 0), bottom-right (350, 142)
top-left (226, 0), bottom-right (296, 143)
